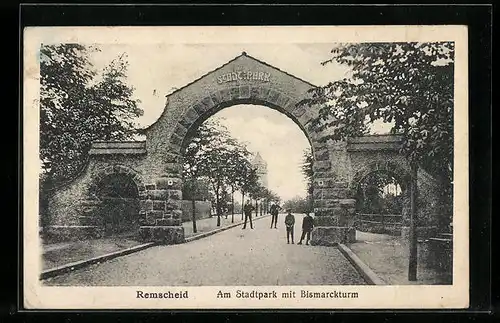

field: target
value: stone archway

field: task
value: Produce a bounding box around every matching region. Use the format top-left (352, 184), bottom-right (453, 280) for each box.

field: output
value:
top-left (79, 164), bottom-right (145, 237)
top-left (350, 161), bottom-right (411, 235)
top-left (45, 52), bottom-right (442, 245)
top-left (135, 52), bottom-right (352, 245)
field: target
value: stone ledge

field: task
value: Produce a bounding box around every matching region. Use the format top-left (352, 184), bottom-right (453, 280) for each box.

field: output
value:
top-left (43, 226), bottom-right (104, 243)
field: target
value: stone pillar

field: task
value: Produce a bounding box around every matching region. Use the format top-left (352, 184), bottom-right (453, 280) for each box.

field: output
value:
top-left (138, 166), bottom-right (185, 244)
top-left (309, 140), bottom-right (356, 246)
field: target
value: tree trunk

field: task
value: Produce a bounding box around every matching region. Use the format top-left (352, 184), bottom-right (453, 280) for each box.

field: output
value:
top-left (241, 191), bottom-right (245, 220)
top-left (408, 162), bottom-right (418, 281)
top-left (191, 197), bottom-right (197, 233)
top-left (231, 186), bottom-right (235, 223)
top-left (190, 178), bottom-right (197, 233)
top-left (255, 199), bottom-right (258, 217)
top-left (216, 183), bottom-right (221, 227)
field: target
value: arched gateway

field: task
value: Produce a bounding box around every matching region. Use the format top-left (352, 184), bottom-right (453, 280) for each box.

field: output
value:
top-left (45, 52), bottom-right (442, 245)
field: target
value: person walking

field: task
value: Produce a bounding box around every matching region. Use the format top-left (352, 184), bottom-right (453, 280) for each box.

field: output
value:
top-left (298, 212), bottom-right (314, 245)
top-left (269, 203), bottom-right (280, 229)
top-left (284, 209), bottom-right (295, 244)
top-left (242, 199), bottom-right (255, 229)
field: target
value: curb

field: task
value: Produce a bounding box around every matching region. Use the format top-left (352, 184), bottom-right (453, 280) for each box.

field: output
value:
top-left (41, 214), bottom-right (272, 280)
top-left (40, 242), bottom-right (157, 280)
top-left (185, 214), bottom-right (271, 243)
top-left (337, 243), bottom-right (385, 285)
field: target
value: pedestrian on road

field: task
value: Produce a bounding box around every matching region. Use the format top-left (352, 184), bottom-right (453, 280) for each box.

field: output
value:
top-left (298, 212), bottom-right (314, 245)
top-left (284, 209), bottom-right (295, 244)
top-left (269, 203), bottom-right (281, 229)
top-left (242, 199), bottom-right (255, 229)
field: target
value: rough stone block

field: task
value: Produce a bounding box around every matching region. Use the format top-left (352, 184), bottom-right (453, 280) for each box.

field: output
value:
top-left (322, 188), bottom-right (350, 199)
top-left (173, 123), bottom-right (188, 138)
top-left (239, 85), bottom-right (250, 98)
top-left (156, 218), bottom-right (182, 226)
top-left (219, 88), bottom-right (232, 101)
top-left (156, 177), bottom-right (182, 190)
top-left (229, 87), bottom-right (240, 100)
top-left (139, 200), bottom-right (153, 212)
top-left (153, 200), bottom-right (166, 211)
top-left (314, 171), bottom-right (338, 181)
top-left (146, 210), bottom-right (164, 219)
top-left (324, 199), bottom-right (342, 208)
top-left (209, 93), bottom-right (222, 106)
top-left (78, 216), bottom-right (96, 226)
top-left (169, 133), bottom-right (183, 146)
top-left (313, 216), bottom-right (339, 226)
top-left (267, 89), bottom-right (280, 103)
top-left (276, 94), bottom-right (291, 109)
top-left (146, 190), bottom-right (168, 200)
top-left (249, 86), bottom-right (261, 99)
top-left (168, 143), bottom-right (182, 154)
top-left (314, 149), bottom-right (329, 161)
top-left (313, 160), bottom-right (331, 172)
top-left (144, 216), bottom-right (156, 225)
top-left (313, 199), bottom-right (325, 208)
top-left (201, 95), bottom-right (216, 110)
top-left (339, 198), bottom-right (356, 206)
top-left (313, 189), bottom-right (324, 199)
top-left (168, 190), bottom-right (182, 200)
top-left (172, 209), bottom-right (183, 219)
top-left (139, 226), bottom-right (185, 244)
top-left (164, 163), bottom-right (182, 175)
top-left (310, 226), bottom-right (349, 246)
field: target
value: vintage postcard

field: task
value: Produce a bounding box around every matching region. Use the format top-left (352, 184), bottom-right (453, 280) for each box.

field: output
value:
top-left (23, 25), bottom-right (469, 309)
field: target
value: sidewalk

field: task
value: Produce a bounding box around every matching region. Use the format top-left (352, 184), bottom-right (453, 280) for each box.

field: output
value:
top-left (42, 213), bottom-right (272, 271)
top-left (347, 231), bottom-right (452, 285)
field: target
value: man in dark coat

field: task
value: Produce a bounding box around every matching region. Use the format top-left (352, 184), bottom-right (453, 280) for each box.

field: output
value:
top-left (298, 212), bottom-right (314, 245)
top-left (269, 203), bottom-right (281, 229)
top-left (284, 209), bottom-right (295, 244)
top-left (242, 199), bottom-right (255, 229)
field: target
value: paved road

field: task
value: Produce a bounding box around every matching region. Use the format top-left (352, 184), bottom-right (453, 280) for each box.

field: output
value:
top-left (44, 214), bottom-right (366, 286)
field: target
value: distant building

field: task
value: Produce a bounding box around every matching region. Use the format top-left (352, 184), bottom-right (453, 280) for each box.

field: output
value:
top-left (251, 152), bottom-right (268, 188)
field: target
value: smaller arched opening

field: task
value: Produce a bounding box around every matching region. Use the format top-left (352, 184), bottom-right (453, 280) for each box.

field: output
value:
top-left (91, 170), bottom-right (141, 238)
top-left (352, 162), bottom-right (410, 236)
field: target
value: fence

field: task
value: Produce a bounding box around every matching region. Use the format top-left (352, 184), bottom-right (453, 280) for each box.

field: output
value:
top-left (354, 213), bottom-right (403, 235)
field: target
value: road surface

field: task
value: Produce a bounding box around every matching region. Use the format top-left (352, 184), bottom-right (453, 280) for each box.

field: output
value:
top-left (43, 214), bottom-right (365, 286)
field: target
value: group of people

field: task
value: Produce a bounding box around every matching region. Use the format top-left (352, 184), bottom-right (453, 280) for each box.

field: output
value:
top-left (241, 199), bottom-right (315, 245)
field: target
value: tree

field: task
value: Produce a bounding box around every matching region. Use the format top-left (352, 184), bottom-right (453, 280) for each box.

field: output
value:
top-left (183, 120), bottom-right (225, 232)
top-left (300, 42), bottom-right (454, 281)
top-left (225, 145), bottom-right (253, 223)
top-left (194, 119), bottom-right (255, 227)
top-left (300, 42), bottom-right (454, 197)
top-left (40, 44), bottom-right (143, 184)
top-left (282, 196), bottom-right (310, 213)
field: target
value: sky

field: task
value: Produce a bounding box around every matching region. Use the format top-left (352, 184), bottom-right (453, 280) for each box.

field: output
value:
top-left (87, 43), bottom-right (391, 201)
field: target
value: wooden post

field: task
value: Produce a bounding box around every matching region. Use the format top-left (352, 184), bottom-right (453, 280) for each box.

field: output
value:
top-left (408, 162), bottom-right (418, 281)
